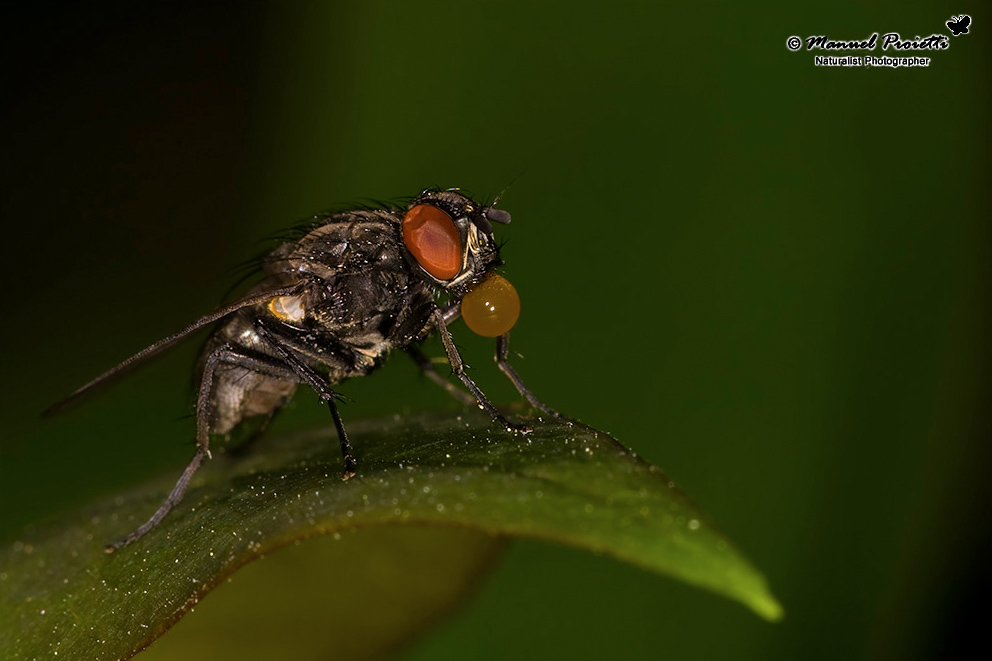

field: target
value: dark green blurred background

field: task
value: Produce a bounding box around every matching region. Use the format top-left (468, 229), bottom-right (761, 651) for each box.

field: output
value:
top-left (2, 1), bottom-right (988, 659)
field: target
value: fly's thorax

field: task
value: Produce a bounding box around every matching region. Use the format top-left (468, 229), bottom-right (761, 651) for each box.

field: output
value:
top-left (251, 210), bottom-right (429, 329)
top-left (282, 211), bottom-right (405, 282)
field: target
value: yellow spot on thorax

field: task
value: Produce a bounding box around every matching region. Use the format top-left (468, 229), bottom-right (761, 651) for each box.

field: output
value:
top-left (268, 295), bottom-right (305, 322)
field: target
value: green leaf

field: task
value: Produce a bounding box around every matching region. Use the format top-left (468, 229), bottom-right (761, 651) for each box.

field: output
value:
top-left (0, 411), bottom-right (782, 660)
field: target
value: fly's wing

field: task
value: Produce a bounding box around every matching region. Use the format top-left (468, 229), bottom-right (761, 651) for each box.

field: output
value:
top-left (42, 284), bottom-right (303, 417)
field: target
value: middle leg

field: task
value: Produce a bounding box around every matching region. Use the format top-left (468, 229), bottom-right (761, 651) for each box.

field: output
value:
top-left (254, 320), bottom-right (357, 478)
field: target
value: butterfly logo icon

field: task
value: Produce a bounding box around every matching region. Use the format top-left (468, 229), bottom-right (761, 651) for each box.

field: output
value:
top-left (946, 15), bottom-right (971, 36)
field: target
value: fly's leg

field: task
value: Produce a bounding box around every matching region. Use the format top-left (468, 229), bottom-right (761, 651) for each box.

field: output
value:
top-left (254, 320), bottom-right (357, 479)
top-left (404, 344), bottom-right (475, 406)
top-left (432, 309), bottom-right (531, 434)
top-left (404, 301), bottom-right (474, 404)
top-left (399, 301), bottom-right (474, 405)
top-left (105, 444), bottom-right (209, 553)
top-left (105, 344), bottom-right (296, 552)
top-left (439, 299), bottom-right (461, 326)
top-left (327, 399), bottom-right (357, 479)
top-left (495, 333), bottom-right (562, 419)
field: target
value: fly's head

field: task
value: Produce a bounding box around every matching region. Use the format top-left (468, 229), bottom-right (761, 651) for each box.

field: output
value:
top-left (402, 189), bottom-right (520, 337)
top-left (402, 189), bottom-right (508, 296)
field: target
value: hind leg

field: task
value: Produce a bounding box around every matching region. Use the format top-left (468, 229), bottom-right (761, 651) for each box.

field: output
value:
top-left (106, 346), bottom-right (297, 551)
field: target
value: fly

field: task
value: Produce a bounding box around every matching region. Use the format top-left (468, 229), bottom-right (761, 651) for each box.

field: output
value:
top-left (45, 188), bottom-right (559, 551)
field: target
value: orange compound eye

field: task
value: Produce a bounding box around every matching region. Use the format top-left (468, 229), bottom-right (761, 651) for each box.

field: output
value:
top-left (461, 273), bottom-right (520, 338)
top-left (402, 204), bottom-right (462, 280)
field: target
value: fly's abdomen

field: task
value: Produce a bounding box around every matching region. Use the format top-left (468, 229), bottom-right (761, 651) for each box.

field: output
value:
top-left (198, 314), bottom-right (300, 438)
top-left (208, 362), bottom-right (298, 437)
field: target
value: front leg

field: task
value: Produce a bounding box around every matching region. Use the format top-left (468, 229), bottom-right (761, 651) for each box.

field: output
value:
top-left (431, 309), bottom-right (531, 434)
top-left (495, 333), bottom-right (562, 419)
top-left (404, 343), bottom-right (475, 406)
top-left (439, 299), bottom-right (461, 326)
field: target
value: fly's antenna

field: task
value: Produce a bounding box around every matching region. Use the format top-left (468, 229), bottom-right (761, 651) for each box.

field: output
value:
top-left (491, 170), bottom-right (525, 209)
top-left (480, 172), bottom-right (524, 232)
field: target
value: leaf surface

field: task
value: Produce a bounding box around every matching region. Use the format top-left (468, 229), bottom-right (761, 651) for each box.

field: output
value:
top-left (0, 411), bottom-right (782, 660)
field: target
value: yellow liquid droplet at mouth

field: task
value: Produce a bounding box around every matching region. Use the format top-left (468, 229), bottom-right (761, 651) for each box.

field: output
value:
top-left (461, 273), bottom-right (520, 337)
